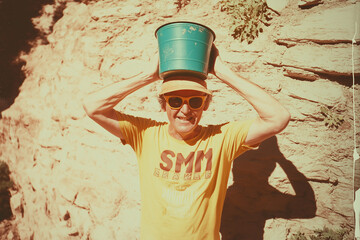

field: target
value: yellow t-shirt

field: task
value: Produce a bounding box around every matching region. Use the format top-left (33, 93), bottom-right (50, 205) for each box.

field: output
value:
top-left (116, 112), bottom-right (255, 240)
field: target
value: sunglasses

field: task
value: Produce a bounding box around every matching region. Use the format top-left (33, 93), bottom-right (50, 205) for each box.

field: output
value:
top-left (164, 95), bottom-right (207, 110)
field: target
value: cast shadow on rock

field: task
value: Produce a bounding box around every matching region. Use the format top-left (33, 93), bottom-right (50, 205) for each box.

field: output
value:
top-left (0, 161), bottom-right (13, 221)
top-left (0, 0), bottom-right (66, 115)
top-left (220, 136), bottom-right (316, 240)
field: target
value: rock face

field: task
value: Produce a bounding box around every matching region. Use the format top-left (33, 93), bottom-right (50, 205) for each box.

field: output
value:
top-left (0, 0), bottom-right (359, 239)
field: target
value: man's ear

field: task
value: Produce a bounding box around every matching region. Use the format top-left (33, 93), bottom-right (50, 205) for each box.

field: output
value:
top-left (161, 103), bottom-right (166, 112)
top-left (158, 95), bottom-right (166, 111)
top-left (203, 101), bottom-right (210, 111)
top-left (203, 95), bottom-right (211, 111)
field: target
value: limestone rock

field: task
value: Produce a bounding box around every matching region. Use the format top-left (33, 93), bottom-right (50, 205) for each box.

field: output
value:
top-left (266, 0), bottom-right (291, 13)
top-left (276, 4), bottom-right (359, 44)
top-left (279, 44), bottom-right (360, 76)
top-left (283, 66), bottom-right (320, 80)
top-left (0, 0), bottom-right (358, 239)
top-left (266, 4), bottom-right (360, 81)
top-left (298, 0), bottom-right (324, 9)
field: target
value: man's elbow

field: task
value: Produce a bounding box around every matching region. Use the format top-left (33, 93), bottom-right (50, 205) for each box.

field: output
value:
top-left (82, 98), bottom-right (96, 118)
top-left (264, 108), bottom-right (290, 135)
top-left (273, 109), bottom-right (291, 134)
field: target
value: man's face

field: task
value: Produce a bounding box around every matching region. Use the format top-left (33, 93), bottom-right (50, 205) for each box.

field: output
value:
top-left (165, 90), bottom-right (207, 140)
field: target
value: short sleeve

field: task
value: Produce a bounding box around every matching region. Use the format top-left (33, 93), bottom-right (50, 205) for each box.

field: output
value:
top-left (219, 119), bottom-right (257, 161)
top-left (115, 111), bottom-right (158, 152)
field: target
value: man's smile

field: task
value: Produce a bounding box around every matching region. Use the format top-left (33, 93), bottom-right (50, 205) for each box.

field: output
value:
top-left (176, 115), bottom-right (195, 123)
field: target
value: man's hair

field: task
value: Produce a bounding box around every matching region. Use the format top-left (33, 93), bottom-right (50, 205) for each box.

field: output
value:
top-left (157, 94), bottom-right (212, 112)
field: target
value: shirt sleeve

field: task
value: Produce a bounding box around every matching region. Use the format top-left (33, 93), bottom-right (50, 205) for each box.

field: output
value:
top-left (219, 119), bottom-right (258, 162)
top-left (115, 111), bottom-right (158, 152)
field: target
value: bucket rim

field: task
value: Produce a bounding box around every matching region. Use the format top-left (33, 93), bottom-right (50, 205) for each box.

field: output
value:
top-left (155, 21), bottom-right (216, 41)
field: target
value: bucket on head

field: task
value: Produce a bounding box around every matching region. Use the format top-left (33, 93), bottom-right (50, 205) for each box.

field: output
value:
top-left (155, 21), bottom-right (216, 80)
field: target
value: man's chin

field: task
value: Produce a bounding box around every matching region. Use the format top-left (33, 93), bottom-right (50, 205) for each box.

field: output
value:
top-left (175, 125), bottom-right (198, 137)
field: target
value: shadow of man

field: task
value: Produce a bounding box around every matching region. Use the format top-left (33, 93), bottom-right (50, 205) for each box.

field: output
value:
top-left (220, 136), bottom-right (316, 240)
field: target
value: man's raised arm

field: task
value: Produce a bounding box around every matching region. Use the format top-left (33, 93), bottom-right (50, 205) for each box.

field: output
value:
top-left (209, 45), bottom-right (291, 147)
top-left (82, 59), bottom-right (160, 140)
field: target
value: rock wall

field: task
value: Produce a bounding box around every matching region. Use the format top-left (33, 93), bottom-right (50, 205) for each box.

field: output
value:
top-left (0, 0), bottom-right (359, 239)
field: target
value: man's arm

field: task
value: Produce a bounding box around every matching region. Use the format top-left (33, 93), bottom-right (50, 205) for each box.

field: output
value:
top-left (210, 45), bottom-right (291, 147)
top-left (82, 59), bottom-right (160, 140)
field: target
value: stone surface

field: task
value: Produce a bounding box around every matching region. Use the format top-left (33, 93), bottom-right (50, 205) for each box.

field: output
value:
top-left (276, 4), bottom-right (359, 43)
top-left (0, 0), bottom-right (359, 239)
top-left (298, 0), bottom-right (324, 9)
top-left (281, 79), bottom-right (345, 106)
top-left (266, 0), bottom-right (291, 12)
top-left (279, 44), bottom-right (360, 76)
top-left (265, 2), bottom-right (360, 82)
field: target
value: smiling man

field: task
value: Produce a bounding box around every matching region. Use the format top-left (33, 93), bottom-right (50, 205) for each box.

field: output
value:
top-left (82, 45), bottom-right (290, 240)
top-left (159, 76), bottom-right (212, 140)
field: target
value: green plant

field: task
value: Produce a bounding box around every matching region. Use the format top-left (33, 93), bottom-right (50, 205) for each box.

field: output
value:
top-left (290, 226), bottom-right (350, 240)
top-left (174, 0), bottom-right (191, 10)
top-left (320, 106), bottom-right (344, 129)
top-left (220, 0), bottom-right (272, 43)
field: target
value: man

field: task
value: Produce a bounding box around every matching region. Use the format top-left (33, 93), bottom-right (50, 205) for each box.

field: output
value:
top-left (82, 45), bottom-right (290, 240)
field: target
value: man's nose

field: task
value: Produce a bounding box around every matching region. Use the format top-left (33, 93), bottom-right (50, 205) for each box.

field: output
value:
top-left (180, 101), bottom-right (191, 113)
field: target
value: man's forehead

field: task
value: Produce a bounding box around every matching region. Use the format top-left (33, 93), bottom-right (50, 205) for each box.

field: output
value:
top-left (164, 90), bottom-right (206, 96)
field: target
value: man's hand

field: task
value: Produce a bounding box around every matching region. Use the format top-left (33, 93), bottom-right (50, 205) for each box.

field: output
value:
top-left (208, 44), bottom-right (228, 79)
top-left (143, 52), bottom-right (160, 82)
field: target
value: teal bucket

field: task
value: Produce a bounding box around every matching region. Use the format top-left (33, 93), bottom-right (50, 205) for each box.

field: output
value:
top-left (155, 21), bottom-right (216, 80)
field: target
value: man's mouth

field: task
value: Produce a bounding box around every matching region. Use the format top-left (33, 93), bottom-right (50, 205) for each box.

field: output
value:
top-left (177, 116), bottom-right (194, 123)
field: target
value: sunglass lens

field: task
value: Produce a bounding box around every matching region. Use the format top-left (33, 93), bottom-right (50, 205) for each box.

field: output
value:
top-left (168, 97), bottom-right (183, 108)
top-left (189, 97), bottom-right (203, 109)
